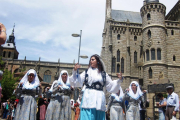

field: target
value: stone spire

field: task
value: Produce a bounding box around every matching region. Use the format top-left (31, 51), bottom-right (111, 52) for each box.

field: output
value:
top-left (7, 23), bottom-right (16, 45)
top-left (106, 0), bottom-right (111, 18)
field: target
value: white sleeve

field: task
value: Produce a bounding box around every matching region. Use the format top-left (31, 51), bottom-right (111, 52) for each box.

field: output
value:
top-left (69, 70), bottom-right (85, 87)
top-left (174, 94), bottom-right (179, 111)
top-left (105, 73), bottom-right (123, 93)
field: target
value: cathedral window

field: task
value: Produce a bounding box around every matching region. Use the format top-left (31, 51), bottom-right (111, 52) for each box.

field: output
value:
top-left (151, 48), bottom-right (155, 60)
top-left (134, 51), bottom-right (137, 63)
top-left (171, 30), bottom-right (174, 35)
top-left (121, 57), bottom-right (124, 73)
top-left (43, 70), bottom-right (52, 83)
top-left (3, 51), bottom-right (6, 57)
top-left (117, 50), bottom-right (120, 62)
top-left (148, 30), bottom-right (151, 39)
top-left (134, 36), bottom-right (137, 41)
top-left (117, 64), bottom-right (120, 73)
top-left (147, 13), bottom-right (151, 20)
top-left (112, 57), bottom-right (116, 73)
top-left (149, 67), bottom-right (152, 79)
top-left (146, 50), bottom-right (149, 61)
top-left (173, 55), bottom-right (176, 61)
top-left (117, 34), bottom-right (120, 40)
top-left (157, 48), bottom-right (161, 60)
top-left (8, 52), bottom-right (11, 58)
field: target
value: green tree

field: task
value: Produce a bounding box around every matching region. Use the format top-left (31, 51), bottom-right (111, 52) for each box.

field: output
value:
top-left (1, 69), bottom-right (18, 101)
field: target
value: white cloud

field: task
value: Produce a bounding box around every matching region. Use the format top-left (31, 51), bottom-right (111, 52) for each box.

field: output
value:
top-left (1, 0), bottom-right (178, 64)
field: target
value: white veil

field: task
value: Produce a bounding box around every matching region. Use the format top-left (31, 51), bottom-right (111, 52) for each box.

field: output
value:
top-left (127, 81), bottom-right (143, 100)
top-left (111, 86), bottom-right (124, 102)
top-left (20, 69), bottom-right (40, 89)
top-left (57, 70), bottom-right (71, 89)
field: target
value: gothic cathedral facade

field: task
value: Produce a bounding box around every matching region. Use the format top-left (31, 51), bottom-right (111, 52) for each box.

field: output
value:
top-left (101, 0), bottom-right (180, 90)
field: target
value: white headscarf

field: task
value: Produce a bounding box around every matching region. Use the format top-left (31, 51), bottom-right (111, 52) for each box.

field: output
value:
top-left (111, 86), bottom-right (124, 102)
top-left (20, 69), bottom-right (40, 89)
top-left (57, 70), bottom-right (71, 89)
top-left (49, 80), bottom-right (58, 92)
top-left (127, 81), bottom-right (143, 100)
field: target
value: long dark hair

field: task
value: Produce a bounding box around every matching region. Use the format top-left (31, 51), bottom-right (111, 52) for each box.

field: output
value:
top-left (88, 55), bottom-right (104, 72)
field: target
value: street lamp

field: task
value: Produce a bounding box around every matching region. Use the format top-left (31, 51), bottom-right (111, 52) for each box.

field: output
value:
top-left (79, 55), bottom-right (88, 59)
top-left (72, 30), bottom-right (82, 64)
top-left (72, 30), bottom-right (88, 101)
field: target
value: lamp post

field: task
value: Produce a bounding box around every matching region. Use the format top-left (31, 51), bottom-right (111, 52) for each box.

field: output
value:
top-left (72, 30), bottom-right (82, 64)
top-left (72, 30), bottom-right (88, 101)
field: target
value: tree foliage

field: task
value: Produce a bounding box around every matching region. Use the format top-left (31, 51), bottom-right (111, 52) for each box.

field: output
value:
top-left (1, 69), bottom-right (18, 101)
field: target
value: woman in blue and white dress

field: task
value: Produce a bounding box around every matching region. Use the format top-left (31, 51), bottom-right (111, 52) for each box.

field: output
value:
top-left (14, 69), bottom-right (42, 120)
top-left (107, 86), bottom-right (125, 120)
top-left (122, 81), bottom-right (146, 120)
top-left (45, 70), bottom-right (72, 120)
top-left (69, 54), bottom-right (123, 120)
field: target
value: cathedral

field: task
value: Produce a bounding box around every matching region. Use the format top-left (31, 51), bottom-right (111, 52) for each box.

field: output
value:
top-left (101, 0), bottom-right (180, 117)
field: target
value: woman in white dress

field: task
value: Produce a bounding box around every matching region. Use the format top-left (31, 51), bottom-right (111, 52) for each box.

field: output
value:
top-left (122, 81), bottom-right (146, 120)
top-left (107, 86), bottom-right (125, 120)
top-left (69, 54), bottom-right (123, 120)
top-left (45, 70), bottom-right (73, 120)
top-left (15, 69), bottom-right (42, 120)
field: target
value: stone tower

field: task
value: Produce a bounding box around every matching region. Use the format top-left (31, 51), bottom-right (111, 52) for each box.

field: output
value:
top-left (101, 0), bottom-right (144, 89)
top-left (101, 0), bottom-right (113, 75)
top-left (101, 0), bottom-right (180, 118)
top-left (2, 25), bottom-right (19, 60)
top-left (106, 0), bottom-right (111, 19)
top-left (140, 0), bottom-right (168, 86)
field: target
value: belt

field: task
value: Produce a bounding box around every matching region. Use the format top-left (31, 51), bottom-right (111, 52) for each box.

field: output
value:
top-left (167, 105), bottom-right (175, 107)
top-left (86, 81), bottom-right (103, 91)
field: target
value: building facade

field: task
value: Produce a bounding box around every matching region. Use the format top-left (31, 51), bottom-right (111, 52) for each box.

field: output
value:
top-left (101, 0), bottom-right (180, 118)
top-left (0, 27), bottom-right (88, 101)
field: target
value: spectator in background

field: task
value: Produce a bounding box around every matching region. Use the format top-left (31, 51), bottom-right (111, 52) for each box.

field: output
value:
top-left (165, 86), bottom-right (179, 120)
top-left (11, 101), bottom-right (17, 120)
top-left (37, 98), bottom-right (47, 120)
top-left (3, 99), bottom-right (10, 119)
top-left (74, 101), bottom-right (80, 120)
top-left (156, 93), bottom-right (167, 120)
top-left (0, 23), bottom-right (7, 45)
top-left (139, 87), bottom-right (148, 120)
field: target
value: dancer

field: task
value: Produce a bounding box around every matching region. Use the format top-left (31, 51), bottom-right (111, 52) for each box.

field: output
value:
top-left (69, 54), bottom-right (123, 120)
top-left (14, 69), bottom-right (42, 120)
top-left (122, 81), bottom-right (146, 120)
top-left (45, 70), bottom-right (73, 120)
top-left (107, 86), bottom-right (125, 120)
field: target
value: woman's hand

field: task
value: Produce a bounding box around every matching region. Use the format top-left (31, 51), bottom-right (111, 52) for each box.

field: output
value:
top-left (116, 73), bottom-right (122, 80)
top-left (74, 63), bottom-right (81, 71)
top-left (0, 23), bottom-right (6, 45)
top-left (143, 90), bottom-right (147, 93)
top-left (1, 94), bottom-right (3, 98)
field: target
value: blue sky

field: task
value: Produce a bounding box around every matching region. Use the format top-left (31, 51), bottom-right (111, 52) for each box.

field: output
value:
top-left (0, 0), bottom-right (178, 64)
